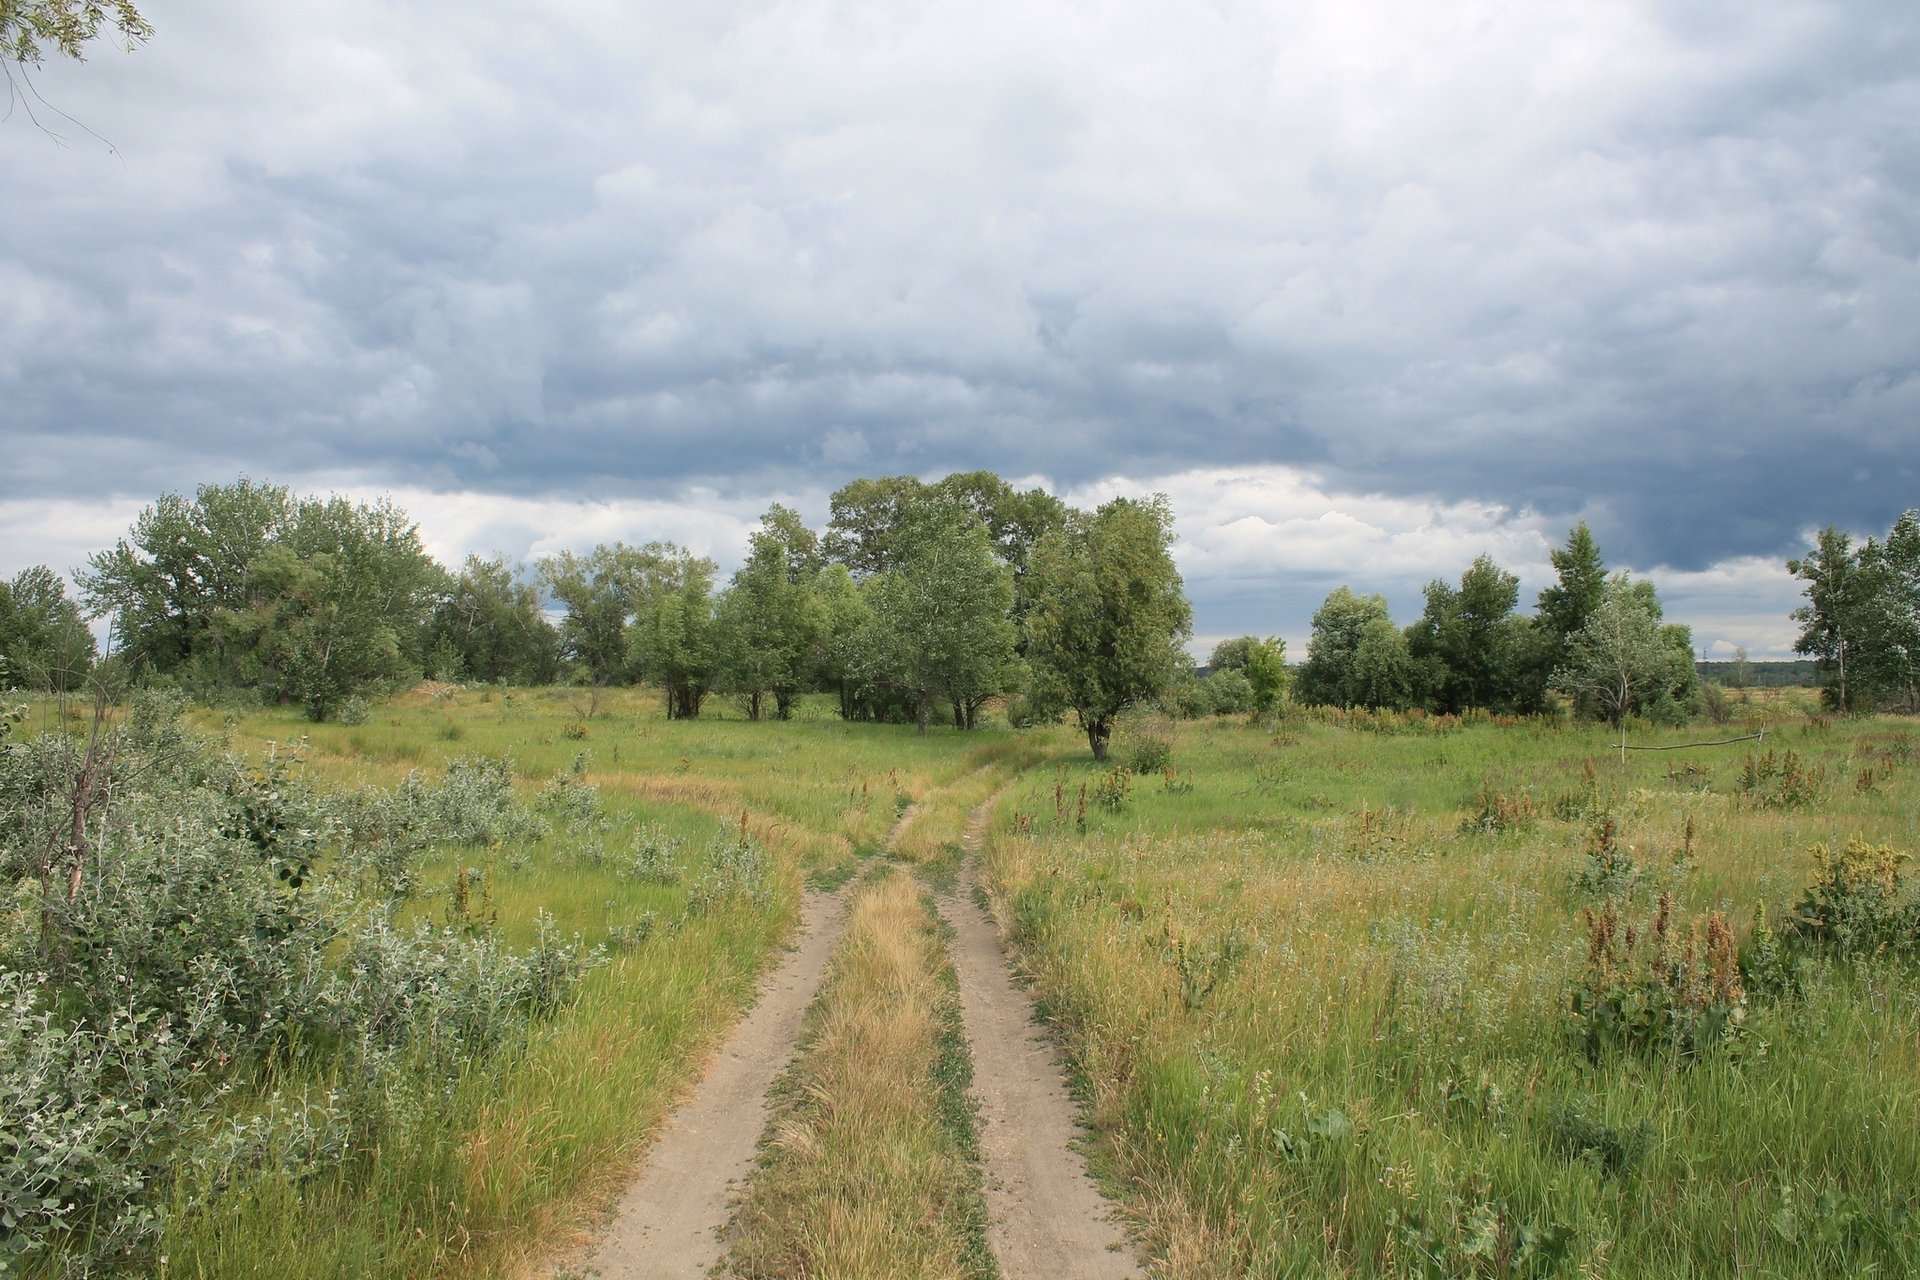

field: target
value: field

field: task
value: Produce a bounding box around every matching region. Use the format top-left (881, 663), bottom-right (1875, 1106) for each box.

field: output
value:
top-left (982, 703), bottom-right (1920, 1277)
top-left (7, 686), bottom-right (1917, 1278)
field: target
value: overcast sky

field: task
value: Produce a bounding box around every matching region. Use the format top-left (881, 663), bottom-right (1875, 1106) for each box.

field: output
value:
top-left (5, 0), bottom-right (1915, 658)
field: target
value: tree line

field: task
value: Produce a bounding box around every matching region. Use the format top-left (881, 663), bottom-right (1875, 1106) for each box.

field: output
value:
top-left (31, 474), bottom-right (1191, 758)
top-left (1293, 524), bottom-right (1701, 725)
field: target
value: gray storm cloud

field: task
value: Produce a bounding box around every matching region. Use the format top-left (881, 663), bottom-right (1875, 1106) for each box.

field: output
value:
top-left (3, 0), bottom-right (1914, 632)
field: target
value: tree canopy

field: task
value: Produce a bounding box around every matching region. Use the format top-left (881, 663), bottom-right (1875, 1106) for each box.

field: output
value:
top-left (1025, 496), bottom-right (1191, 758)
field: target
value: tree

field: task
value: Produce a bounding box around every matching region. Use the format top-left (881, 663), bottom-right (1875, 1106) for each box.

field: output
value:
top-left (79, 480), bottom-right (440, 716)
top-left (823, 476), bottom-right (933, 577)
top-left (1789, 527), bottom-right (1876, 714)
top-left (80, 478), bottom-right (293, 682)
top-left (1876, 510), bottom-right (1920, 712)
top-left (626, 545), bottom-right (719, 719)
top-left (1537, 523), bottom-right (1608, 650)
top-left (1728, 647), bottom-right (1753, 690)
top-left (3, 0), bottom-right (149, 68)
top-left (207, 495), bottom-right (442, 719)
top-left (715, 507), bottom-right (827, 720)
top-left (1299, 589), bottom-right (1388, 707)
top-left (1552, 576), bottom-right (1693, 759)
top-left (1349, 616), bottom-right (1418, 711)
top-left (865, 499), bottom-right (1016, 734)
top-left (1406, 554), bottom-right (1531, 713)
top-left (1240, 637), bottom-right (1289, 713)
top-left (1025, 496), bottom-right (1192, 759)
top-left (0, 566), bottom-right (95, 692)
top-left (539, 544), bottom-right (655, 686)
top-left (425, 555), bottom-right (560, 684)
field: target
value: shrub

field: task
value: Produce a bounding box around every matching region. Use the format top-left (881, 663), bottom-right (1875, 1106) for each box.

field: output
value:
top-left (1091, 766), bottom-right (1133, 813)
top-left (1788, 838), bottom-right (1914, 958)
top-left (1569, 894), bottom-right (1748, 1062)
top-left (1570, 819), bottom-right (1637, 899)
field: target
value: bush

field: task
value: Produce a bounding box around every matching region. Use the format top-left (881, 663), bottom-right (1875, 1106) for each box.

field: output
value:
top-left (1570, 894), bottom-right (1748, 1063)
top-left (1789, 838), bottom-right (1914, 958)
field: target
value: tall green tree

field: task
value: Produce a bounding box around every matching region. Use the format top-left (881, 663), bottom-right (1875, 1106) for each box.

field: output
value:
top-left (538, 544), bottom-right (654, 686)
top-left (1405, 554), bottom-right (1538, 713)
top-left (1298, 588), bottom-right (1399, 708)
top-left (1789, 526), bottom-right (1877, 714)
top-left (1875, 510), bottom-right (1920, 712)
top-left (80, 481), bottom-right (440, 716)
top-left (425, 555), bottom-right (560, 684)
top-left (1025, 496), bottom-right (1192, 759)
top-left (865, 499), bottom-right (1016, 734)
top-left (1552, 575), bottom-right (1696, 758)
top-left (715, 506), bottom-right (828, 720)
top-left (0, 567), bottom-right (95, 692)
top-left (1537, 523), bottom-right (1608, 648)
top-left (80, 478), bottom-right (294, 681)
top-left (625, 545), bottom-right (720, 719)
top-left (823, 476), bottom-right (933, 577)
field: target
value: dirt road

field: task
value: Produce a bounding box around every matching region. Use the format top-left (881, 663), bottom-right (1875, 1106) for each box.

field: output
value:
top-left (938, 806), bottom-right (1142, 1280)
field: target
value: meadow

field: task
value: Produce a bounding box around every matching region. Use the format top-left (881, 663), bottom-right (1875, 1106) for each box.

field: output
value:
top-left (982, 697), bottom-right (1920, 1277)
top-left (6, 684), bottom-right (1915, 1278)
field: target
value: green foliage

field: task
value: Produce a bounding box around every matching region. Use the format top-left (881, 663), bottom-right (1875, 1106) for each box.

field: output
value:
top-left (715, 506), bottom-right (828, 720)
top-left (1737, 747), bottom-right (1826, 808)
top-left (1025, 495), bottom-right (1192, 758)
top-left (1407, 554), bottom-right (1529, 714)
top-left (1789, 838), bottom-right (1914, 957)
top-left (1790, 511), bottom-right (1920, 713)
top-left (1569, 819), bottom-right (1637, 899)
top-left (0, 567), bottom-right (95, 693)
top-left (0, 701), bottom-right (594, 1274)
top-left (1551, 575), bottom-right (1695, 733)
top-left (1542, 1098), bottom-right (1653, 1180)
top-left (424, 555), bottom-right (560, 685)
top-left (862, 497), bottom-right (1017, 734)
top-left (2, 0), bottom-right (150, 66)
top-left (79, 481), bottom-right (443, 718)
top-left (1091, 765), bottom-right (1133, 813)
top-left (1569, 894), bottom-right (1748, 1063)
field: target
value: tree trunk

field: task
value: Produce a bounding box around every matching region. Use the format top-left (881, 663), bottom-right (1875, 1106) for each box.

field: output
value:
top-left (916, 693), bottom-right (929, 736)
top-left (748, 691), bottom-right (762, 721)
top-left (952, 700), bottom-right (964, 730)
top-left (1088, 716), bottom-right (1110, 760)
top-left (775, 689), bottom-right (795, 721)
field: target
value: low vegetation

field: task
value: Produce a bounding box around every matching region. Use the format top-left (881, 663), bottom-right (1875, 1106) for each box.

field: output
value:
top-left (983, 706), bottom-right (1920, 1278)
top-left (724, 870), bottom-right (993, 1279)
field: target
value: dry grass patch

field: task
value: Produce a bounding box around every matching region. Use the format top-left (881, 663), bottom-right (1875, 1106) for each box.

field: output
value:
top-left (726, 871), bottom-right (993, 1280)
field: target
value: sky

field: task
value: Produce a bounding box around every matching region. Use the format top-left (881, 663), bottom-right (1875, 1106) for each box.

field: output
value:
top-left (4, 0), bottom-right (1916, 659)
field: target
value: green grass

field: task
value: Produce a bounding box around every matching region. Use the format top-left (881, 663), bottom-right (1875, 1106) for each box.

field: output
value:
top-left (144, 685), bottom-right (1044, 1280)
top-left (983, 707), bottom-right (1920, 1278)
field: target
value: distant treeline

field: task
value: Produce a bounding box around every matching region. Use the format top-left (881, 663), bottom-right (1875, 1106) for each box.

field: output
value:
top-left (9, 475), bottom-right (1910, 727)
top-left (1694, 659), bottom-right (1821, 688)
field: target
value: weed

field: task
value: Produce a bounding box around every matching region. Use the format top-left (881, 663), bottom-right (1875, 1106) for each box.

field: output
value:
top-left (1462, 780), bottom-right (1537, 833)
top-left (1570, 819), bottom-right (1637, 899)
top-left (1092, 766), bottom-right (1134, 813)
top-left (1789, 838), bottom-right (1914, 957)
top-left (1544, 1098), bottom-right (1654, 1179)
top-left (1570, 894), bottom-right (1747, 1062)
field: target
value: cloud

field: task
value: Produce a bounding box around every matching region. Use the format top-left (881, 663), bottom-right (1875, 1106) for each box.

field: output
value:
top-left (3, 0), bottom-right (1912, 647)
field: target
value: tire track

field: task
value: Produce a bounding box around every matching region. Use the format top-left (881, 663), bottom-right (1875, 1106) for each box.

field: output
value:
top-left (567, 805), bottom-right (924, 1280)
top-left (936, 803), bottom-right (1142, 1280)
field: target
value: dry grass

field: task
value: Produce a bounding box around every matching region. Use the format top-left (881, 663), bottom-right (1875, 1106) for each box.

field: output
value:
top-left (725, 870), bottom-right (993, 1280)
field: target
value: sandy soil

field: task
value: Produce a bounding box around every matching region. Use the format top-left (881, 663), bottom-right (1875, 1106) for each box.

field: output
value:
top-left (567, 884), bottom-right (851, 1279)
top-left (938, 805), bottom-right (1143, 1280)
